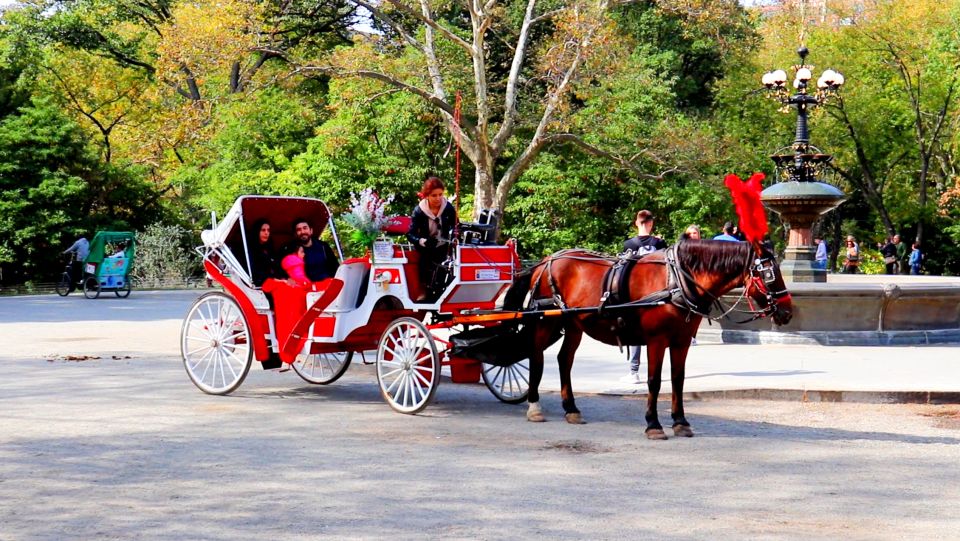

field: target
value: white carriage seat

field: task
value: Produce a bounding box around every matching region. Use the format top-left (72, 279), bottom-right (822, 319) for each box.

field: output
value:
top-left (311, 261), bottom-right (369, 313)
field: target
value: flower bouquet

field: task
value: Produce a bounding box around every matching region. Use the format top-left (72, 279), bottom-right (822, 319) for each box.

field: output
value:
top-left (341, 188), bottom-right (396, 259)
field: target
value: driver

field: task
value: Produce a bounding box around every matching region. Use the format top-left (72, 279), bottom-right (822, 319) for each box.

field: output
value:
top-left (407, 176), bottom-right (457, 302)
top-left (62, 235), bottom-right (90, 289)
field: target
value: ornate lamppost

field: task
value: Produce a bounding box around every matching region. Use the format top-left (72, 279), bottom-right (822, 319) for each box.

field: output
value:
top-left (759, 46), bottom-right (847, 282)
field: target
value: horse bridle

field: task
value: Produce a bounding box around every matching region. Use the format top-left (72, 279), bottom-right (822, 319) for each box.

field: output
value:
top-left (740, 253), bottom-right (792, 321)
top-left (668, 247), bottom-right (790, 323)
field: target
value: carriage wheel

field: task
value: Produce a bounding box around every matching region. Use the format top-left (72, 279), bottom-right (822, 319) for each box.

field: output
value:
top-left (180, 292), bottom-right (253, 395)
top-left (481, 360), bottom-right (531, 404)
top-left (82, 277), bottom-right (100, 299)
top-left (292, 351), bottom-right (353, 385)
top-left (376, 317), bottom-right (440, 414)
top-left (115, 279), bottom-right (132, 298)
top-left (55, 273), bottom-right (72, 296)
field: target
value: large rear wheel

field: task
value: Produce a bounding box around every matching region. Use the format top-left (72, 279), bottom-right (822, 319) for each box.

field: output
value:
top-left (292, 351), bottom-right (353, 384)
top-left (481, 360), bottom-right (531, 404)
top-left (82, 276), bottom-right (100, 299)
top-left (180, 292), bottom-right (253, 395)
top-left (376, 317), bottom-right (440, 414)
top-left (55, 272), bottom-right (72, 296)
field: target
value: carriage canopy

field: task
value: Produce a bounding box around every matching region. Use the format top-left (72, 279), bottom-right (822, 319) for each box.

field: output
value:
top-left (200, 196), bottom-right (341, 285)
top-left (85, 231), bottom-right (136, 265)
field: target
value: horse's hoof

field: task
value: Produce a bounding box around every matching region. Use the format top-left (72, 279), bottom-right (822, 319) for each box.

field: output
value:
top-left (527, 403), bottom-right (546, 422)
top-left (565, 412), bottom-right (586, 425)
top-left (672, 424), bottom-right (694, 438)
top-left (646, 428), bottom-right (668, 440)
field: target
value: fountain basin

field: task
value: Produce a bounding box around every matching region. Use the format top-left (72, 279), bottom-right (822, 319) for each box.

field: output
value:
top-left (706, 275), bottom-right (960, 345)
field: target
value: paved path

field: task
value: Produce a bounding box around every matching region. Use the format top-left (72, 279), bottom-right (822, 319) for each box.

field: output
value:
top-left (1, 290), bottom-right (958, 402)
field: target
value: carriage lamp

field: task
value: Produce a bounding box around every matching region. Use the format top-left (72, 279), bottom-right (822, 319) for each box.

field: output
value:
top-left (758, 46), bottom-right (848, 283)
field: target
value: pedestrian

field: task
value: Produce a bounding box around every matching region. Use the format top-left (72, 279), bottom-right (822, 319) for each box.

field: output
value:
top-left (620, 210), bottom-right (667, 385)
top-left (842, 235), bottom-right (860, 274)
top-left (879, 236), bottom-right (898, 274)
top-left (909, 241), bottom-right (923, 275)
top-left (680, 224), bottom-right (701, 241)
top-left (895, 234), bottom-right (909, 275)
top-left (814, 236), bottom-right (828, 270)
top-left (712, 222), bottom-right (740, 242)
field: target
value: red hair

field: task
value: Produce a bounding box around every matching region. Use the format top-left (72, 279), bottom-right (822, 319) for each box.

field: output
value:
top-left (418, 176), bottom-right (445, 199)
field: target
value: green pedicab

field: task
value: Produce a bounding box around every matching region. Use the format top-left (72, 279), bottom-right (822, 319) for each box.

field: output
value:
top-left (80, 231), bottom-right (136, 299)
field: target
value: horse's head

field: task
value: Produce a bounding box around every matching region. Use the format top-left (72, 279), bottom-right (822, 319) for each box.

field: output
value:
top-left (744, 242), bottom-right (793, 325)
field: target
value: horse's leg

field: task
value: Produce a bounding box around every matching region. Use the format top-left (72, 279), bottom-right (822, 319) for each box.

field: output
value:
top-left (526, 325), bottom-right (550, 423)
top-left (557, 325), bottom-right (585, 424)
top-left (669, 343), bottom-right (694, 438)
top-left (644, 339), bottom-right (668, 440)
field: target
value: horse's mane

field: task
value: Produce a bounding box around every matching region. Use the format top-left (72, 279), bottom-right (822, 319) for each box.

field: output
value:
top-left (676, 240), bottom-right (752, 277)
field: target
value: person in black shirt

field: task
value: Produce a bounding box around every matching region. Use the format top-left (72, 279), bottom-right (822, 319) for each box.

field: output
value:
top-left (621, 210), bottom-right (668, 385)
top-left (407, 176), bottom-right (458, 302)
top-left (293, 217), bottom-right (339, 282)
top-left (248, 219), bottom-right (279, 287)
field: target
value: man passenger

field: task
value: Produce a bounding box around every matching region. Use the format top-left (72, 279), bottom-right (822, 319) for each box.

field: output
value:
top-left (293, 217), bottom-right (339, 281)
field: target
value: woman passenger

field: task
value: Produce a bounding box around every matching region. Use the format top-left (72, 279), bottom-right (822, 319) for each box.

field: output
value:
top-left (249, 218), bottom-right (279, 287)
top-left (407, 176), bottom-right (457, 302)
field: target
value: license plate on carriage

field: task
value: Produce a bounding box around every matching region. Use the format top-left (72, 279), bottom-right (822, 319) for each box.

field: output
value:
top-left (474, 269), bottom-right (501, 281)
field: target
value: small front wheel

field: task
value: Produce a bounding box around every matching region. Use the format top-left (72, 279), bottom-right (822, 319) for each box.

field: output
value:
top-left (180, 292), bottom-right (253, 395)
top-left (115, 279), bottom-right (132, 298)
top-left (481, 359), bottom-right (530, 404)
top-left (55, 273), bottom-right (72, 296)
top-left (376, 317), bottom-right (440, 414)
top-left (292, 351), bottom-right (353, 384)
top-left (83, 277), bottom-right (100, 299)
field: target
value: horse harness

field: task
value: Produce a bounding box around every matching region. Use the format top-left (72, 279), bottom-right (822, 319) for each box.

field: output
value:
top-left (531, 245), bottom-right (787, 323)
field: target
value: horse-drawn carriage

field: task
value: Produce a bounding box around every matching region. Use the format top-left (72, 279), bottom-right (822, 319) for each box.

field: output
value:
top-left (182, 184), bottom-right (793, 437)
top-left (180, 195), bottom-right (531, 413)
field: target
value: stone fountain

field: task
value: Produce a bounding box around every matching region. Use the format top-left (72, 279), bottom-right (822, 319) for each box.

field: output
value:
top-left (759, 47), bottom-right (845, 283)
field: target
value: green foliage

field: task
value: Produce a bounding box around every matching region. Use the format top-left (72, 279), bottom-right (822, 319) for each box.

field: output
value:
top-left (133, 223), bottom-right (197, 284)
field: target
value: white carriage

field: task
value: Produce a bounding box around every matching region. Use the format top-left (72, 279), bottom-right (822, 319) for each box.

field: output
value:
top-left (180, 195), bottom-right (531, 413)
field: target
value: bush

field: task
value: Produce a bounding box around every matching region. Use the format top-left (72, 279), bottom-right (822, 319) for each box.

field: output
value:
top-left (133, 224), bottom-right (198, 285)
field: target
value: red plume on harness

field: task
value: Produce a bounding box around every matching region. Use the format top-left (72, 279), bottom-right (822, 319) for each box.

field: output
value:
top-left (723, 172), bottom-right (768, 243)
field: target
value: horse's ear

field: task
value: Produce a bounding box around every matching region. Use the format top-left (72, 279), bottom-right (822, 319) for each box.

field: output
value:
top-left (751, 240), bottom-right (766, 258)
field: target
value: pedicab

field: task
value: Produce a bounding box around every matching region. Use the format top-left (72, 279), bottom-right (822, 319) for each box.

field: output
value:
top-left (57, 231), bottom-right (136, 298)
top-left (180, 195), bottom-right (529, 413)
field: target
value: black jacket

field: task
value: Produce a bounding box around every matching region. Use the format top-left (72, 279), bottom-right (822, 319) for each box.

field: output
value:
top-left (249, 242), bottom-right (279, 286)
top-left (407, 202), bottom-right (457, 248)
top-left (303, 239), bottom-right (340, 281)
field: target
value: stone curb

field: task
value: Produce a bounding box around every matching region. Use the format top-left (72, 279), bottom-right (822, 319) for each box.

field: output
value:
top-left (595, 389), bottom-right (960, 405)
top-left (697, 328), bottom-right (960, 346)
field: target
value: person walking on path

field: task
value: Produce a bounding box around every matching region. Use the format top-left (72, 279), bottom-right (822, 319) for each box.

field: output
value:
top-left (879, 236), bottom-right (898, 274)
top-left (814, 236), bottom-right (828, 270)
top-left (909, 241), bottom-right (923, 275)
top-left (680, 224), bottom-right (701, 241)
top-left (620, 210), bottom-right (667, 385)
top-left (712, 221), bottom-right (740, 242)
top-left (895, 234), bottom-right (910, 275)
top-left (842, 235), bottom-right (860, 274)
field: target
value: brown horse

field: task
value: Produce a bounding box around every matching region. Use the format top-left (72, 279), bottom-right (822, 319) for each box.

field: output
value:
top-left (509, 239), bottom-right (793, 439)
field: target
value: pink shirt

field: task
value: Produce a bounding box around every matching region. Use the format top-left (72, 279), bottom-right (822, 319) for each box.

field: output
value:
top-left (281, 254), bottom-right (310, 286)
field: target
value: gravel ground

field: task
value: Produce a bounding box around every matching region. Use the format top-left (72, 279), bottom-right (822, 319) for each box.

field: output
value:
top-left (2, 292), bottom-right (960, 540)
top-left (2, 355), bottom-right (959, 541)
